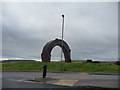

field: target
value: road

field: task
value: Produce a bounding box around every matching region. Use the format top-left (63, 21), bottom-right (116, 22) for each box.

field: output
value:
top-left (1, 71), bottom-right (119, 89)
top-left (2, 72), bottom-right (68, 88)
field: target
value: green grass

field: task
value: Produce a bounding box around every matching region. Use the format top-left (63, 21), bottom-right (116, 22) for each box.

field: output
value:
top-left (1, 61), bottom-right (119, 73)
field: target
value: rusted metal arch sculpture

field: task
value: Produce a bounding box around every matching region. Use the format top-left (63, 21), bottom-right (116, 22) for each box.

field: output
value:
top-left (41, 38), bottom-right (71, 62)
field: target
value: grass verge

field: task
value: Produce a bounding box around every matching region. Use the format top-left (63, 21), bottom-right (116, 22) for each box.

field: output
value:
top-left (1, 61), bottom-right (119, 73)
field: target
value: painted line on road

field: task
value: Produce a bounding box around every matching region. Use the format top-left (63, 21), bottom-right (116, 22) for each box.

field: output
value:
top-left (9, 78), bottom-right (43, 84)
top-left (52, 79), bottom-right (79, 86)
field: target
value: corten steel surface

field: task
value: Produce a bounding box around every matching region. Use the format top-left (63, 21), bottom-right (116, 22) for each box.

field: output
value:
top-left (41, 38), bottom-right (71, 62)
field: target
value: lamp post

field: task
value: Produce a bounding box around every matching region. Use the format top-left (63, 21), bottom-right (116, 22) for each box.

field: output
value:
top-left (61, 15), bottom-right (64, 71)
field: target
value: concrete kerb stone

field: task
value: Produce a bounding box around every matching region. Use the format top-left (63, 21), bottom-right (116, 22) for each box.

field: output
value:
top-left (1, 70), bottom-right (119, 75)
top-left (2, 70), bottom-right (41, 72)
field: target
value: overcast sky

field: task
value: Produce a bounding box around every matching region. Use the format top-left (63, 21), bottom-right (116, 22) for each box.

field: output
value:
top-left (2, 2), bottom-right (118, 61)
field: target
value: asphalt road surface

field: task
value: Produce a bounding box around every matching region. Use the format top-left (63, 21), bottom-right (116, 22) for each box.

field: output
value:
top-left (1, 71), bottom-right (119, 89)
top-left (2, 72), bottom-right (68, 88)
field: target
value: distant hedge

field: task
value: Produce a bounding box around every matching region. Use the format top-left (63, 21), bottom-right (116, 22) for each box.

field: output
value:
top-left (115, 61), bottom-right (120, 65)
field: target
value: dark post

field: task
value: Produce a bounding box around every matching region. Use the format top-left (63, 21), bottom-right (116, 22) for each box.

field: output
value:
top-left (42, 64), bottom-right (47, 78)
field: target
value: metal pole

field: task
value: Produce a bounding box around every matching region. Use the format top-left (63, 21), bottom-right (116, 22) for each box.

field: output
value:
top-left (61, 15), bottom-right (64, 71)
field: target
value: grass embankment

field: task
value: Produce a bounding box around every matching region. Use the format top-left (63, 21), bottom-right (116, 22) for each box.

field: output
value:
top-left (1, 61), bottom-right (119, 73)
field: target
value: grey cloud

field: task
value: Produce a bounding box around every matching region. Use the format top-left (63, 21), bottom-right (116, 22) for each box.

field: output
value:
top-left (2, 2), bottom-right (118, 61)
top-left (0, 3), bottom-right (2, 58)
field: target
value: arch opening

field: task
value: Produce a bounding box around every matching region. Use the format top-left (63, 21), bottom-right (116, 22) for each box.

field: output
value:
top-left (51, 46), bottom-right (62, 61)
top-left (41, 38), bottom-right (71, 62)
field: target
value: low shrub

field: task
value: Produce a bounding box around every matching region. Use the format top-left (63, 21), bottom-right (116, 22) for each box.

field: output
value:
top-left (115, 61), bottom-right (120, 65)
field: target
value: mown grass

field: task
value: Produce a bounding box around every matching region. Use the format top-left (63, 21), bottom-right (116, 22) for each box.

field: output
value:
top-left (1, 61), bottom-right (119, 73)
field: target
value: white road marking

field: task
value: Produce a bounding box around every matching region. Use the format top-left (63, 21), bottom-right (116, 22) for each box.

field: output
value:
top-left (52, 79), bottom-right (78, 86)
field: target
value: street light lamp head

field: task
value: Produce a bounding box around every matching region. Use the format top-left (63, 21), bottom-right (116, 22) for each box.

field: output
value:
top-left (62, 15), bottom-right (64, 18)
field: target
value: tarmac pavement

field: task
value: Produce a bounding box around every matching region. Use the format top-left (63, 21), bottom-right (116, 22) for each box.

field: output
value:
top-left (1, 71), bottom-right (120, 89)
